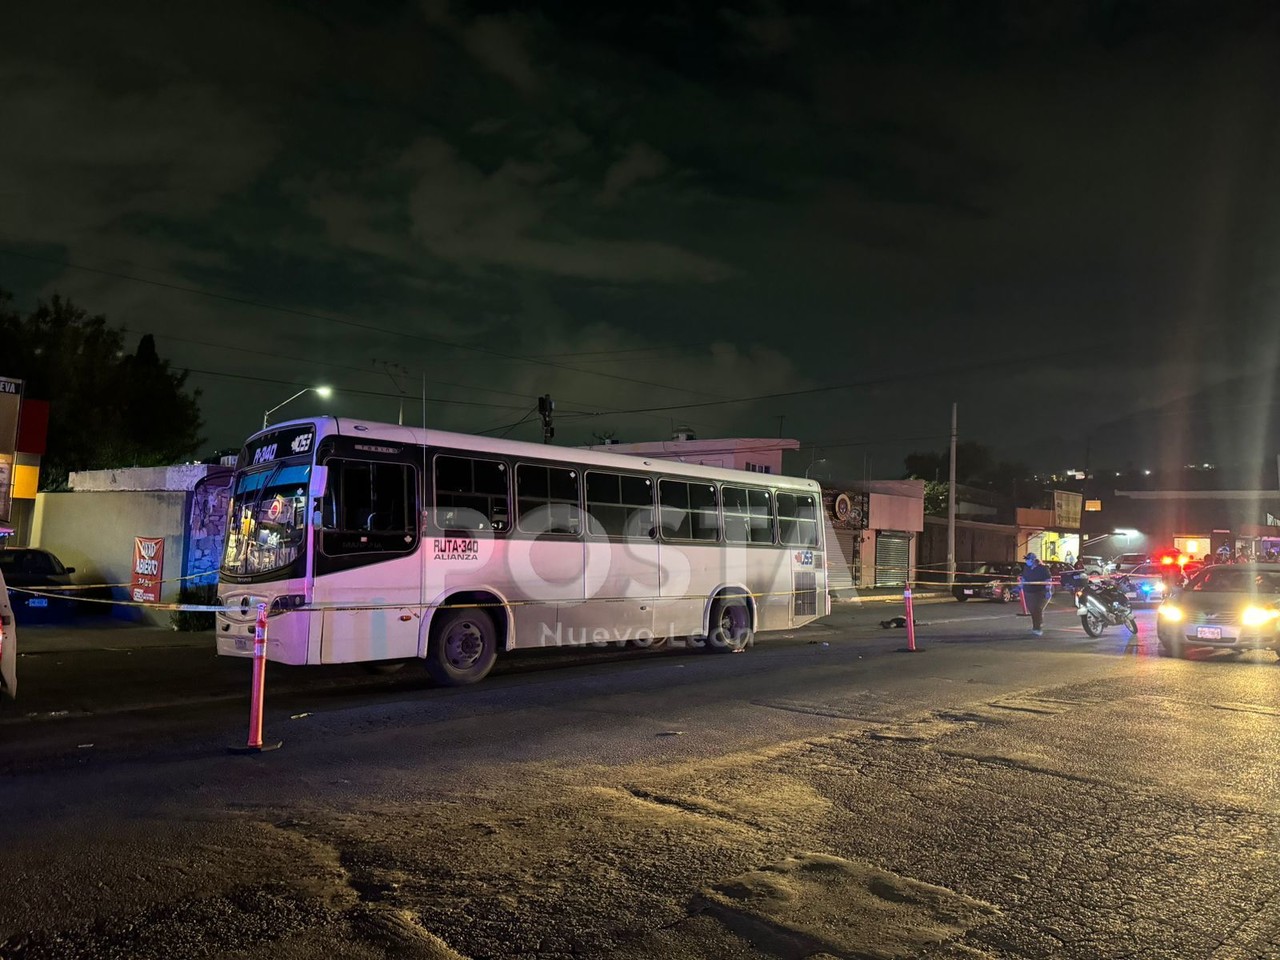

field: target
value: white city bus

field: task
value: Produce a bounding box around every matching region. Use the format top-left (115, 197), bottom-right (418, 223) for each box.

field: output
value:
top-left (216, 417), bottom-right (829, 685)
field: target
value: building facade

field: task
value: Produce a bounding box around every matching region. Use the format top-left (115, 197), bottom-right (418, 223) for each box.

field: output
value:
top-left (581, 436), bottom-right (799, 475)
top-left (821, 479), bottom-right (925, 592)
top-left (30, 464), bottom-right (231, 626)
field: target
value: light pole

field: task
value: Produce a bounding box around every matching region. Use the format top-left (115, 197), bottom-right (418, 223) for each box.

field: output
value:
top-left (798, 455), bottom-right (829, 478)
top-left (947, 401), bottom-right (957, 588)
top-left (263, 386), bottom-right (333, 429)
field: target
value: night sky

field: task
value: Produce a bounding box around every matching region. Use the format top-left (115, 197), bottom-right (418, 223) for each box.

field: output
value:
top-left (3, 1), bottom-right (1278, 481)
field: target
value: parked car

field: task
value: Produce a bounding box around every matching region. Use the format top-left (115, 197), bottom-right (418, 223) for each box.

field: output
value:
top-left (0, 562), bottom-right (15, 698)
top-left (1110, 552), bottom-right (1150, 574)
top-left (1077, 555), bottom-right (1106, 575)
top-left (952, 562), bottom-right (1023, 603)
top-left (0, 548), bottom-right (80, 623)
top-left (1045, 560), bottom-right (1075, 580)
top-left (1157, 564), bottom-right (1280, 658)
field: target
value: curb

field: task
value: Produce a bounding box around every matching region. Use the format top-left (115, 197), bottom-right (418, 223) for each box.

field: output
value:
top-left (831, 592), bottom-right (948, 604)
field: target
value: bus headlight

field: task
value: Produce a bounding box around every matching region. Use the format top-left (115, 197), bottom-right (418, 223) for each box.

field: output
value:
top-left (1158, 605), bottom-right (1183, 622)
top-left (1241, 606), bottom-right (1279, 628)
top-left (269, 594), bottom-right (308, 615)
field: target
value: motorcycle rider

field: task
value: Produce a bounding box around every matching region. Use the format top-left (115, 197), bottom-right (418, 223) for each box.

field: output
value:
top-left (1020, 552), bottom-right (1053, 636)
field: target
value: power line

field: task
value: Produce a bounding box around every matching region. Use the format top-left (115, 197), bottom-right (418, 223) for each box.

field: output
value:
top-left (142, 328), bottom-right (577, 408)
top-left (0, 245), bottom-right (730, 401)
top-left (529, 341), bottom-right (719, 359)
top-left (565, 348), bottom-right (1095, 418)
top-left (183, 367), bottom-right (530, 410)
top-left (141, 327), bottom-right (743, 431)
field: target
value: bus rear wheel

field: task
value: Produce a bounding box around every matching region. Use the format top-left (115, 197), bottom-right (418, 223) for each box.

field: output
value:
top-left (706, 597), bottom-right (754, 654)
top-left (426, 608), bottom-right (498, 686)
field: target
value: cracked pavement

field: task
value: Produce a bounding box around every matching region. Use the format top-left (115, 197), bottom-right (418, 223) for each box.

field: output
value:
top-left (1, 599), bottom-right (1278, 958)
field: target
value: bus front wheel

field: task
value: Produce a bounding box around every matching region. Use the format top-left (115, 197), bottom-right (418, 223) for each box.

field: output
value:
top-left (426, 608), bottom-right (498, 685)
top-left (706, 597), bottom-right (754, 654)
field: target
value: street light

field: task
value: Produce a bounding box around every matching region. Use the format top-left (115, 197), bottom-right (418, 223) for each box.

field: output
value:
top-left (263, 386), bottom-right (333, 429)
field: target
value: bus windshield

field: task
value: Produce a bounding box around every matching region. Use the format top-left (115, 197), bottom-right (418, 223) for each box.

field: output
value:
top-left (221, 458), bottom-right (313, 577)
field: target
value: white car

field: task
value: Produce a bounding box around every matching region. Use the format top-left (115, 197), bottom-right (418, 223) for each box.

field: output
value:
top-left (1110, 552), bottom-right (1150, 574)
top-left (0, 563), bottom-right (16, 699)
top-left (1117, 563), bottom-right (1171, 604)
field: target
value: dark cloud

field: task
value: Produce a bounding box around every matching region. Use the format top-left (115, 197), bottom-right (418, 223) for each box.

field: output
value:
top-left (1, 0), bottom-right (1278, 479)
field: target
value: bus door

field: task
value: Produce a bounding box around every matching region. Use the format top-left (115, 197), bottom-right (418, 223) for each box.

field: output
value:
top-left (578, 471), bottom-right (658, 644)
top-left (315, 456), bottom-right (423, 663)
top-left (780, 491), bottom-right (822, 626)
top-left (657, 479), bottom-right (720, 636)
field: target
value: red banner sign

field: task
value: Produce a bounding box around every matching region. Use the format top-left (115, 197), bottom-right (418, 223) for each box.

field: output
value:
top-left (131, 537), bottom-right (165, 603)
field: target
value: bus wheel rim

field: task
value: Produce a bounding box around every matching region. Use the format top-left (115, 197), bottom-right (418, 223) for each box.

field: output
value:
top-left (446, 621), bottom-right (484, 668)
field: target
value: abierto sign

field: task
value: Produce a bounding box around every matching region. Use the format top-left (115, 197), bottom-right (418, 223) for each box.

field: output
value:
top-left (131, 537), bottom-right (165, 603)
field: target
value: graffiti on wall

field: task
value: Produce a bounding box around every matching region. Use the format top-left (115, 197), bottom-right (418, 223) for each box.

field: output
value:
top-left (187, 469), bottom-right (233, 585)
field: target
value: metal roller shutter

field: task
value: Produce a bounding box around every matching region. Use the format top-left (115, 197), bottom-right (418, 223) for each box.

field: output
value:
top-left (874, 531), bottom-right (910, 587)
top-left (825, 521), bottom-right (857, 591)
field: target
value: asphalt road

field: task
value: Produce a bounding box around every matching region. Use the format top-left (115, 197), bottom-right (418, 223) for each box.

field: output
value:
top-left (1, 596), bottom-right (1278, 959)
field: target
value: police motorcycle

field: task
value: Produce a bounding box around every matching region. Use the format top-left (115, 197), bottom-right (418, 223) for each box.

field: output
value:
top-left (1060, 569), bottom-right (1138, 638)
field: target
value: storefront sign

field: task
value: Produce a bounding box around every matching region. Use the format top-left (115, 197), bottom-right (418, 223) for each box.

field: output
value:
top-left (0, 377), bottom-right (21, 523)
top-left (131, 537), bottom-right (165, 603)
top-left (1053, 490), bottom-right (1082, 529)
top-left (1084, 499), bottom-right (1102, 512)
top-left (827, 490), bottom-right (870, 529)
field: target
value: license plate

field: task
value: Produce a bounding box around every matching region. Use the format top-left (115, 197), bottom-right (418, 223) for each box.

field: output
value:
top-left (234, 637), bottom-right (250, 651)
top-left (27, 598), bottom-right (48, 608)
top-left (963, 589), bottom-right (974, 595)
top-left (1196, 626), bottom-right (1222, 640)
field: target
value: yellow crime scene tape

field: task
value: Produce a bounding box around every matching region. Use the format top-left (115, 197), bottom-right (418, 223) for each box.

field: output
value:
top-left (4, 585), bottom-right (831, 616)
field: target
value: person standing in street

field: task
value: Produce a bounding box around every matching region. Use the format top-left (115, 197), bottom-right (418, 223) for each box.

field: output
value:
top-left (1020, 552), bottom-right (1052, 636)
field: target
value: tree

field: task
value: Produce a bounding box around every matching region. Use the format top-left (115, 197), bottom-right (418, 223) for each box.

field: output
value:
top-left (922, 480), bottom-right (950, 517)
top-left (904, 441), bottom-right (1032, 501)
top-left (0, 290), bottom-right (205, 487)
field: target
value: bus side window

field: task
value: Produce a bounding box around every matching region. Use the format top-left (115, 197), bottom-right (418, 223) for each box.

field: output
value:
top-left (776, 492), bottom-right (818, 547)
top-left (516, 464), bottom-right (581, 536)
top-left (321, 459), bottom-right (419, 554)
top-left (585, 471), bottom-right (653, 539)
top-left (434, 454), bottom-right (510, 533)
top-left (659, 480), bottom-right (719, 542)
top-left (723, 485), bottom-right (772, 544)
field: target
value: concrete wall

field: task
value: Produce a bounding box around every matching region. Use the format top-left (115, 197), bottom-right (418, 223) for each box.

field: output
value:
top-left (32, 490), bottom-right (190, 625)
top-left (918, 516), bottom-right (1019, 573)
top-left (68, 464), bottom-right (217, 493)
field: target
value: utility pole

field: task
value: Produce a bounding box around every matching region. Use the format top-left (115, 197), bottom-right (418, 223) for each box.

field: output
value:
top-left (947, 401), bottom-right (957, 588)
top-left (538, 394), bottom-right (555, 443)
top-left (374, 360), bottom-right (410, 426)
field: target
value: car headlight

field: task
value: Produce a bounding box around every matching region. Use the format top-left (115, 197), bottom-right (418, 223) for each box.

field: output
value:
top-left (1158, 605), bottom-right (1183, 622)
top-left (1241, 606), bottom-right (1279, 627)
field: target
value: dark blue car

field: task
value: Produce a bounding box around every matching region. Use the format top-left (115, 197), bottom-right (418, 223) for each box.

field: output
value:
top-left (0, 548), bottom-right (80, 623)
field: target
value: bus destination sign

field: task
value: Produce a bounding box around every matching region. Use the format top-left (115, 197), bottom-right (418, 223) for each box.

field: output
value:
top-left (242, 424), bottom-right (316, 468)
